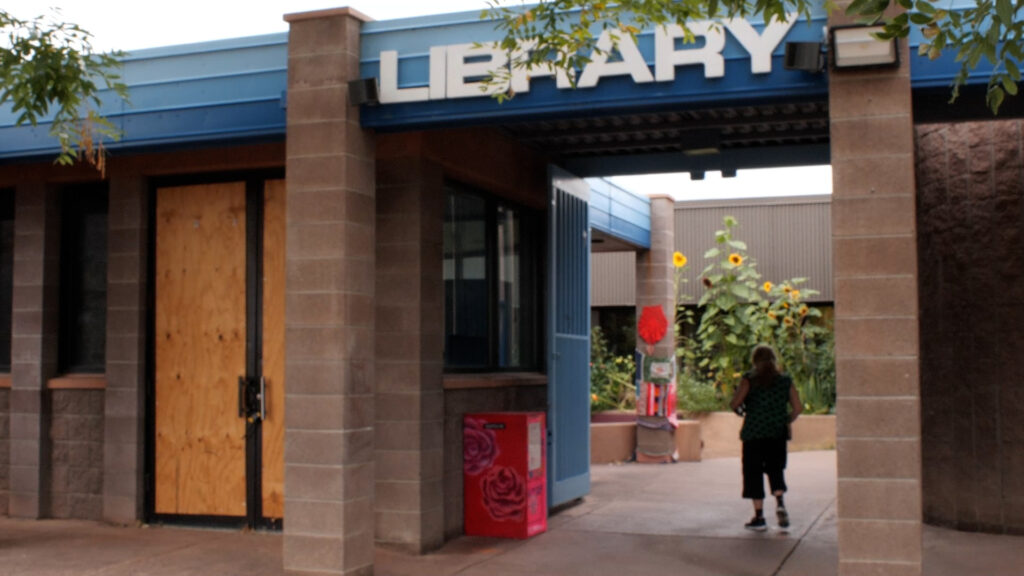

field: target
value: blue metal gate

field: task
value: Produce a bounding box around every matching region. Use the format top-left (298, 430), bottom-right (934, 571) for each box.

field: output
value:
top-left (547, 166), bottom-right (591, 508)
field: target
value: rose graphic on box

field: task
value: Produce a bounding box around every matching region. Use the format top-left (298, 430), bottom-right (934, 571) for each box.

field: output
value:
top-left (463, 418), bottom-right (499, 476)
top-left (480, 465), bottom-right (526, 521)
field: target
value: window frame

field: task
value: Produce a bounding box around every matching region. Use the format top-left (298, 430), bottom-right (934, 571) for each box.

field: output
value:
top-left (58, 183), bottom-right (109, 375)
top-left (443, 180), bottom-right (543, 373)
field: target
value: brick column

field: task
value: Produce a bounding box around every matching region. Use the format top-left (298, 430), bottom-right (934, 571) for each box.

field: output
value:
top-left (374, 156), bottom-right (444, 553)
top-left (103, 175), bottom-right (148, 523)
top-left (636, 195), bottom-right (675, 357)
top-left (9, 183), bottom-right (60, 518)
top-left (829, 13), bottom-right (923, 576)
top-left (283, 8), bottom-right (376, 576)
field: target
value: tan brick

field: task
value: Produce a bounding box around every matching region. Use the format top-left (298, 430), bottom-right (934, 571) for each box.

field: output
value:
top-left (837, 438), bottom-right (921, 479)
top-left (285, 462), bottom-right (373, 502)
top-left (838, 479), bottom-right (921, 521)
top-left (837, 398), bottom-right (919, 438)
top-left (286, 428), bottom-right (373, 466)
top-left (835, 276), bottom-right (917, 319)
top-left (833, 195), bottom-right (916, 238)
top-left (285, 497), bottom-right (372, 538)
top-left (836, 357), bottom-right (919, 397)
top-left (831, 116), bottom-right (915, 161)
top-left (834, 236), bottom-right (917, 278)
top-left (829, 75), bottom-right (912, 120)
top-left (838, 519), bottom-right (922, 564)
top-left (835, 317), bottom-right (918, 358)
top-left (838, 560), bottom-right (922, 576)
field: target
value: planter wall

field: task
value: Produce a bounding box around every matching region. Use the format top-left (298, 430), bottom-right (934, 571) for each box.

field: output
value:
top-left (590, 412), bottom-right (836, 464)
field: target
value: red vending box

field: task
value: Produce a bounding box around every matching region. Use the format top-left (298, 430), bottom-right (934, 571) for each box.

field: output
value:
top-left (463, 412), bottom-right (547, 539)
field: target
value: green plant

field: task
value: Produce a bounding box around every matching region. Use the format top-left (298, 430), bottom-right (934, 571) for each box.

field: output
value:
top-left (590, 326), bottom-right (636, 412)
top-left (676, 372), bottom-right (728, 414)
top-left (675, 216), bottom-right (837, 414)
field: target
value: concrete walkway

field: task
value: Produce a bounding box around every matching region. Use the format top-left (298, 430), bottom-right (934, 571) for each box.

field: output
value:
top-left (0, 451), bottom-right (1021, 575)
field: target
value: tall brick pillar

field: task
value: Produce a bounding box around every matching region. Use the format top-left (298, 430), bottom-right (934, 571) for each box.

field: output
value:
top-left (283, 8), bottom-right (376, 576)
top-left (103, 175), bottom-right (148, 523)
top-left (374, 156), bottom-right (444, 552)
top-left (636, 195), bottom-right (676, 357)
top-left (829, 13), bottom-right (923, 576)
top-left (9, 183), bottom-right (60, 518)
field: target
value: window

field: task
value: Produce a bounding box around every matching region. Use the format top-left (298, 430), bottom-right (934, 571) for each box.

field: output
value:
top-left (59, 184), bottom-right (108, 373)
top-left (444, 182), bottom-right (540, 371)
top-left (0, 190), bottom-right (13, 372)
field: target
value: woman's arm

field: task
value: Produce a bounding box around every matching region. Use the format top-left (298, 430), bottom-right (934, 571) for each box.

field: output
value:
top-left (731, 378), bottom-right (750, 414)
top-left (788, 383), bottom-right (803, 423)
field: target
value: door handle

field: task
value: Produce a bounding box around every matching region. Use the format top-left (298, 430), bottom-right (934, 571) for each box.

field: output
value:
top-left (259, 377), bottom-right (266, 421)
top-left (238, 375), bottom-right (263, 422)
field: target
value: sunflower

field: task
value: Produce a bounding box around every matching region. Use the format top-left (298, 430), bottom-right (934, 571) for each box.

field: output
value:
top-left (767, 311), bottom-right (777, 320)
top-left (702, 277), bottom-right (713, 288)
top-left (783, 285), bottom-right (792, 293)
top-left (728, 253), bottom-right (743, 266)
top-left (763, 281), bottom-right (773, 293)
top-left (799, 305), bottom-right (809, 317)
top-left (782, 302), bottom-right (790, 309)
top-left (789, 289), bottom-right (801, 301)
top-left (783, 316), bottom-right (794, 327)
top-left (673, 251), bottom-right (687, 268)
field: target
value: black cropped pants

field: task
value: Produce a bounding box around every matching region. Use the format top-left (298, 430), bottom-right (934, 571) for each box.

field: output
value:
top-left (741, 438), bottom-right (788, 500)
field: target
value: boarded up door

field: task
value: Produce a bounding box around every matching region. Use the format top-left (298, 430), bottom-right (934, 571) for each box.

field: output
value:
top-left (261, 179), bottom-right (286, 520)
top-left (155, 183), bottom-right (248, 516)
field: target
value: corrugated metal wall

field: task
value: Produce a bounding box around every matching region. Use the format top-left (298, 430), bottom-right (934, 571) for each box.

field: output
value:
top-left (591, 195), bottom-right (832, 306)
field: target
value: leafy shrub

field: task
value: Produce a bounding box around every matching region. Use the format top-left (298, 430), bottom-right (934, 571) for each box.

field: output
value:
top-left (590, 326), bottom-right (636, 412)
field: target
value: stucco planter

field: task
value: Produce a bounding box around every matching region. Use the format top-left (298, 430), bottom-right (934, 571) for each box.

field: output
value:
top-left (690, 412), bottom-right (836, 459)
top-left (589, 413), bottom-right (702, 464)
top-left (590, 411), bottom-right (835, 464)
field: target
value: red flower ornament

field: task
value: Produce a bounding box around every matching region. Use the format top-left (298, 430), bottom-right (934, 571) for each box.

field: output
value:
top-left (638, 305), bottom-right (668, 345)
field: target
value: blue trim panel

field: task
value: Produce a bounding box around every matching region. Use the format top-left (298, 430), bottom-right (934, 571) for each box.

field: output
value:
top-left (587, 178), bottom-right (651, 249)
top-left (360, 9), bottom-right (830, 130)
top-left (0, 34), bottom-right (288, 160)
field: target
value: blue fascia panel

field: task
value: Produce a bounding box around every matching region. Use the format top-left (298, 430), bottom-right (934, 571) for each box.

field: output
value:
top-left (359, 8), bottom-right (830, 129)
top-left (587, 177), bottom-right (651, 249)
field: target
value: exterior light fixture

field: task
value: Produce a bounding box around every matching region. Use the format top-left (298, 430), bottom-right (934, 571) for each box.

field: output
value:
top-left (829, 25), bottom-right (899, 69)
top-left (348, 77), bottom-right (380, 105)
top-left (680, 129), bottom-right (720, 156)
top-left (784, 42), bottom-right (824, 73)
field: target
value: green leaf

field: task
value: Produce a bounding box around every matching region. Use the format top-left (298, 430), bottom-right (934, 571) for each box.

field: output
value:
top-left (728, 240), bottom-right (748, 250)
top-left (1003, 74), bottom-right (1018, 95)
top-left (996, 0), bottom-right (1013, 24)
top-left (704, 247), bottom-right (721, 259)
top-left (910, 12), bottom-right (933, 25)
top-left (1007, 59), bottom-right (1021, 82)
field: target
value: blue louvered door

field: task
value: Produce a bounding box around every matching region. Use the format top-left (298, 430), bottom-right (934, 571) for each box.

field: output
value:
top-left (547, 166), bottom-right (591, 508)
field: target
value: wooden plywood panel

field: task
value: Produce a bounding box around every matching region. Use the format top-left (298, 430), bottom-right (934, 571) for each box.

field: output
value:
top-left (261, 179), bottom-right (286, 520)
top-left (155, 183), bottom-right (247, 516)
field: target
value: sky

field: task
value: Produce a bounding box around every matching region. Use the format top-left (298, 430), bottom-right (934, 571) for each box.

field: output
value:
top-left (3, 1), bottom-right (832, 201)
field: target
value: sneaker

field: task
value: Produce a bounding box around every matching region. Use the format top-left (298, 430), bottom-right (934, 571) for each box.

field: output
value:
top-left (777, 507), bottom-right (790, 528)
top-left (744, 516), bottom-right (767, 531)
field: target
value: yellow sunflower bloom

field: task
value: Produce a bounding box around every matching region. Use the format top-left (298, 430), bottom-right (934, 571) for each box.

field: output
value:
top-left (799, 305), bottom-right (809, 317)
top-left (767, 311), bottom-right (777, 320)
top-left (783, 285), bottom-right (792, 293)
top-left (782, 302), bottom-right (790, 309)
top-left (783, 316), bottom-right (794, 326)
top-left (763, 281), bottom-right (773, 293)
top-left (728, 253), bottom-right (743, 266)
top-left (673, 251), bottom-right (687, 268)
top-left (790, 289), bottom-right (801, 301)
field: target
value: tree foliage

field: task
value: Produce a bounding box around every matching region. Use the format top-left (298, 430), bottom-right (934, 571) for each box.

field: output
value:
top-left (486, 0), bottom-right (1021, 112)
top-left (0, 9), bottom-right (128, 173)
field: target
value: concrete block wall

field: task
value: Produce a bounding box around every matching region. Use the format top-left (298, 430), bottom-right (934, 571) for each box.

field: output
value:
top-left (916, 119), bottom-right (1024, 534)
top-left (283, 8), bottom-right (376, 576)
top-left (375, 156), bottom-right (446, 553)
top-left (829, 7), bottom-right (923, 574)
top-left (48, 389), bottom-right (104, 519)
top-left (0, 388), bottom-right (8, 515)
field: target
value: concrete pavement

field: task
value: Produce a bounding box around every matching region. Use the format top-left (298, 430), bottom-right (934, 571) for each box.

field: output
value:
top-left (0, 451), bottom-right (1021, 575)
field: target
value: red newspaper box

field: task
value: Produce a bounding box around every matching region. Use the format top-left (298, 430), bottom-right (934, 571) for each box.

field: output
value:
top-left (463, 412), bottom-right (547, 539)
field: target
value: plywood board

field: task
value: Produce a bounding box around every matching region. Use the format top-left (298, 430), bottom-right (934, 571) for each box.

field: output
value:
top-left (261, 179), bottom-right (286, 520)
top-left (154, 183), bottom-right (247, 516)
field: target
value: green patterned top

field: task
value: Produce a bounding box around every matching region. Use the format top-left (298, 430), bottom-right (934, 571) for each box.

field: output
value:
top-left (739, 372), bottom-right (793, 441)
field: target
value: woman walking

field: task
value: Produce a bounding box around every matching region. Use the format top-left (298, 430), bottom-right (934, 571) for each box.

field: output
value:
top-left (730, 344), bottom-right (802, 531)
